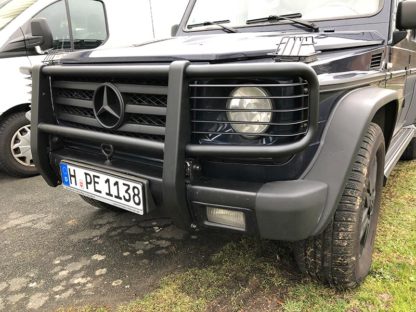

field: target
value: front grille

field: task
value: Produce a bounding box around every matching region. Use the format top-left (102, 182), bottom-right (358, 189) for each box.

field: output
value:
top-left (190, 79), bottom-right (310, 146)
top-left (52, 78), bottom-right (168, 143)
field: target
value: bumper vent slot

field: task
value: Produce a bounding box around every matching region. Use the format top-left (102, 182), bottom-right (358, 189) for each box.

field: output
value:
top-left (370, 52), bottom-right (383, 70)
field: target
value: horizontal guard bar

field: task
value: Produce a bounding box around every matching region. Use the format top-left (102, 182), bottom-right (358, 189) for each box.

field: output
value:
top-left (186, 131), bottom-right (314, 157)
top-left (38, 123), bottom-right (164, 156)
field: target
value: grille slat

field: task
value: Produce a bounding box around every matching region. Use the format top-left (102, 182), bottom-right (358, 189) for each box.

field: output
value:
top-left (125, 105), bottom-right (167, 116)
top-left (55, 97), bottom-right (93, 109)
top-left (117, 84), bottom-right (168, 95)
top-left (53, 81), bottom-right (98, 91)
top-left (57, 113), bottom-right (100, 127)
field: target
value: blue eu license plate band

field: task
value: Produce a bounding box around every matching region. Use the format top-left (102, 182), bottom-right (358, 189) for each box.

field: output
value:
top-left (60, 163), bottom-right (70, 187)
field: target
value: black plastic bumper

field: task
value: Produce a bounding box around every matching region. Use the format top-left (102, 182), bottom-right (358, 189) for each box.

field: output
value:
top-left (31, 61), bottom-right (323, 241)
top-left (48, 149), bottom-right (328, 241)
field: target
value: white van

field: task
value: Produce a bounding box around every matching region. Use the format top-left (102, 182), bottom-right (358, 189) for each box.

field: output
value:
top-left (0, 0), bottom-right (188, 177)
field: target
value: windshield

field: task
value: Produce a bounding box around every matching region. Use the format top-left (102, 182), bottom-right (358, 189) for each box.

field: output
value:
top-left (0, 0), bottom-right (36, 30)
top-left (186, 0), bottom-right (383, 31)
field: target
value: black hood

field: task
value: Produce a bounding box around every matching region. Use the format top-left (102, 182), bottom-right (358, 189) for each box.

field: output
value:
top-left (58, 31), bottom-right (384, 64)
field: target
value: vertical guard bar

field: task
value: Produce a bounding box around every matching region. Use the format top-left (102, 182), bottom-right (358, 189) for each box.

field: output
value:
top-left (162, 61), bottom-right (191, 229)
top-left (31, 65), bottom-right (59, 186)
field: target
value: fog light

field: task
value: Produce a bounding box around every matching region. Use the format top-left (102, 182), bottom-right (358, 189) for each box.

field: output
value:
top-left (206, 207), bottom-right (246, 231)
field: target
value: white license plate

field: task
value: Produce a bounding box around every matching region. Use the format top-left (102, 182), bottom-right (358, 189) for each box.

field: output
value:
top-left (60, 162), bottom-right (145, 215)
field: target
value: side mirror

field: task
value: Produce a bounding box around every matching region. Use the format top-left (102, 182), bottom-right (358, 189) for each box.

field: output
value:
top-left (396, 1), bottom-right (416, 30)
top-left (171, 24), bottom-right (179, 37)
top-left (30, 18), bottom-right (53, 53)
top-left (392, 30), bottom-right (407, 45)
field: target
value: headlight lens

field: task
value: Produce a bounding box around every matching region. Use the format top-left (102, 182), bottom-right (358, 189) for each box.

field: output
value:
top-left (226, 87), bottom-right (273, 138)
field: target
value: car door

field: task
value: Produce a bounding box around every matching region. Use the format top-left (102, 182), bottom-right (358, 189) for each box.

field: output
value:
top-left (390, 0), bottom-right (416, 129)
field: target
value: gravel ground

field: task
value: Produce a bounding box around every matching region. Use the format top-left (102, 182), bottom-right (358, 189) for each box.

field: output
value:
top-left (0, 172), bottom-right (236, 311)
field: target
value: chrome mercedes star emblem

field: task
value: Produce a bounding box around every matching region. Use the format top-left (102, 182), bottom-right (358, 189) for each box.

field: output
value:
top-left (93, 83), bottom-right (125, 130)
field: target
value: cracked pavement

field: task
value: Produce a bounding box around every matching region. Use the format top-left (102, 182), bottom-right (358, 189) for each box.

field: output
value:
top-left (0, 172), bottom-right (237, 311)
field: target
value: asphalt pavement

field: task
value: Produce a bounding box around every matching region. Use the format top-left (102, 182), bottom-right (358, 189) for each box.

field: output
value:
top-left (0, 172), bottom-right (235, 311)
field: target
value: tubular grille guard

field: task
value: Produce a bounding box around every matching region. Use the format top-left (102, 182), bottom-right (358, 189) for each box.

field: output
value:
top-left (36, 62), bottom-right (319, 160)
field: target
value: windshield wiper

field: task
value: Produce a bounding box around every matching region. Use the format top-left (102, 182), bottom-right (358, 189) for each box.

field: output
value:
top-left (246, 13), bottom-right (319, 32)
top-left (187, 20), bottom-right (237, 33)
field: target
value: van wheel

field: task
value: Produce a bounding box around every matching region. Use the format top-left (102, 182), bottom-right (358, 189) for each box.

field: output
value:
top-left (0, 111), bottom-right (37, 178)
top-left (293, 123), bottom-right (385, 289)
top-left (401, 137), bottom-right (416, 161)
top-left (80, 195), bottom-right (120, 212)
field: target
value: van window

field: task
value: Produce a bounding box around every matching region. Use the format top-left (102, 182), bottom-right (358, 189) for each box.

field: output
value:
top-left (31, 0), bottom-right (107, 51)
top-left (34, 0), bottom-right (70, 49)
top-left (68, 0), bottom-right (108, 49)
top-left (0, 0), bottom-right (37, 30)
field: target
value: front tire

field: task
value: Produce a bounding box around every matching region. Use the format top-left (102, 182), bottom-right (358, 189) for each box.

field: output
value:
top-left (0, 111), bottom-right (37, 178)
top-left (294, 123), bottom-right (385, 289)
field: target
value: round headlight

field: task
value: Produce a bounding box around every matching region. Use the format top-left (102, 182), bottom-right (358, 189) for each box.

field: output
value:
top-left (226, 87), bottom-right (273, 138)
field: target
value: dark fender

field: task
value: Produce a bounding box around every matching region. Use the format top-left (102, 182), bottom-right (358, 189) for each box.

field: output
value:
top-left (303, 86), bottom-right (399, 236)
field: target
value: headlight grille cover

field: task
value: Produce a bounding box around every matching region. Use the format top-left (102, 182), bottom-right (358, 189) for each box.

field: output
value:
top-left (190, 78), bottom-right (310, 146)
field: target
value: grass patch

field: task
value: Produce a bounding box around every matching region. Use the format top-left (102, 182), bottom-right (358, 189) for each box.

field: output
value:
top-left (66, 162), bottom-right (416, 312)
top-left (57, 307), bottom-right (110, 312)
top-left (120, 239), bottom-right (289, 312)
